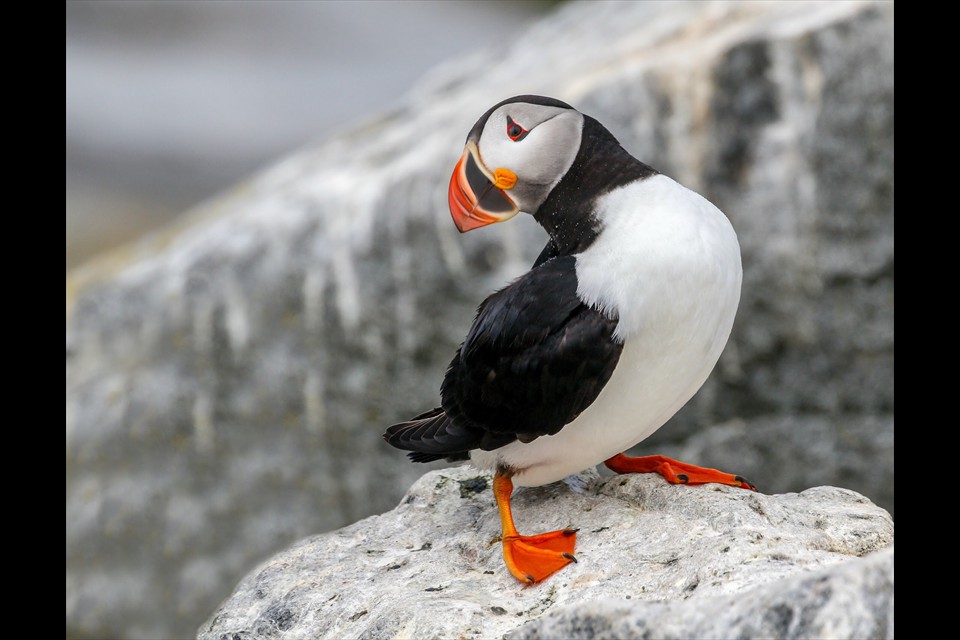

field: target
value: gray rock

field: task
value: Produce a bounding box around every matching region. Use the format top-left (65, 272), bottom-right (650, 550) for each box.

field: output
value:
top-left (66, 1), bottom-right (894, 638)
top-left (199, 465), bottom-right (893, 640)
top-left (510, 546), bottom-right (894, 640)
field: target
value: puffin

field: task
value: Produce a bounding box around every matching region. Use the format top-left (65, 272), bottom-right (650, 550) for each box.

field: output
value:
top-left (384, 95), bottom-right (754, 585)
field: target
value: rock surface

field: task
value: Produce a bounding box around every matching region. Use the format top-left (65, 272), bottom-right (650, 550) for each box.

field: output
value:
top-left (66, 1), bottom-right (894, 638)
top-left (199, 465), bottom-right (894, 640)
top-left (510, 546), bottom-right (893, 640)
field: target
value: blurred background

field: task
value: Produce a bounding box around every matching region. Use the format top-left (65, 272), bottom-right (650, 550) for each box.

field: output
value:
top-left (66, 0), bottom-right (551, 270)
top-left (67, 2), bottom-right (893, 639)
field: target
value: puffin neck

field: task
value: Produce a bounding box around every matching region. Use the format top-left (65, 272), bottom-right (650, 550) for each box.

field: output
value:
top-left (533, 115), bottom-right (658, 256)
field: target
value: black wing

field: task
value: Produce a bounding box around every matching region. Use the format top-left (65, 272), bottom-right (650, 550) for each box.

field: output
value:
top-left (384, 255), bottom-right (622, 461)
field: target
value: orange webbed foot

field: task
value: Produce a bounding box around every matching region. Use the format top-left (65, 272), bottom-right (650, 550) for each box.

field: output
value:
top-left (502, 528), bottom-right (578, 584)
top-left (493, 474), bottom-right (579, 584)
top-left (605, 454), bottom-right (757, 491)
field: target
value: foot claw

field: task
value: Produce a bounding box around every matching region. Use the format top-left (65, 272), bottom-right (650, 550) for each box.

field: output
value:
top-left (524, 574), bottom-right (535, 584)
top-left (562, 528), bottom-right (579, 536)
top-left (735, 475), bottom-right (757, 491)
top-left (561, 552), bottom-right (577, 563)
top-left (677, 473), bottom-right (689, 483)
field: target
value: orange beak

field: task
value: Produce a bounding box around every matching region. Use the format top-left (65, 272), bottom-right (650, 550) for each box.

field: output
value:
top-left (448, 142), bottom-right (520, 233)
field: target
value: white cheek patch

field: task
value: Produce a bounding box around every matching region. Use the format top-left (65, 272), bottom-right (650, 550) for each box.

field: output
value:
top-left (476, 107), bottom-right (584, 211)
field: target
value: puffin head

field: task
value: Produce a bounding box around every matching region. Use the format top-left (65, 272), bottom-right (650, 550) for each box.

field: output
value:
top-left (449, 95), bottom-right (584, 232)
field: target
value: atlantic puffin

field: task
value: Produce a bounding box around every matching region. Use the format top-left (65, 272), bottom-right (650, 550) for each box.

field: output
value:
top-left (384, 95), bottom-right (754, 585)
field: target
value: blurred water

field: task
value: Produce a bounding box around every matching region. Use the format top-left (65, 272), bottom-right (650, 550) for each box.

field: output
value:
top-left (65, 0), bottom-right (550, 269)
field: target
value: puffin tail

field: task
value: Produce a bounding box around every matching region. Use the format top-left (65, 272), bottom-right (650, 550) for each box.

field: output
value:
top-left (383, 407), bottom-right (472, 463)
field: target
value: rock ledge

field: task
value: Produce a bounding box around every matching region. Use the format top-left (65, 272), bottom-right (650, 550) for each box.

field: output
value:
top-left (200, 465), bottom-right (893, 639)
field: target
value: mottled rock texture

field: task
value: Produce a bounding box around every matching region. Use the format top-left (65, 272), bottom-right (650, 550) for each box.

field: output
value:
top-left (199, 466), bottom-right (893, 640)
top-left (66, 1), bottom-right (894, 638)
top-left (510, 545), bottom-right (894, 640)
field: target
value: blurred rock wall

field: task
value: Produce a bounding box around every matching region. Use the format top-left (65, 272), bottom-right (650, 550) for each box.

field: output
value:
top-left (66, 1), bottom-right (893, 638)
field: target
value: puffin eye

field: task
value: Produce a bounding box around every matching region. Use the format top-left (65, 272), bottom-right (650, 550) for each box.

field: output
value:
top-left (506, 115), bottom-right (529, 142)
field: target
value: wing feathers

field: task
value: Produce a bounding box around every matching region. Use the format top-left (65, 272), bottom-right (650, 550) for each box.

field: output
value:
top-left (383, 409), bottom-right (483, 460)
top-left (383, 255), bottom-right (623, 461)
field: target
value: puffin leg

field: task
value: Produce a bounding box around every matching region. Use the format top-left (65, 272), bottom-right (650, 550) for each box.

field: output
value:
top-left (493, 474), bottom-right (577, 584)
top-left (604, 453), bottom-right (756, 490)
